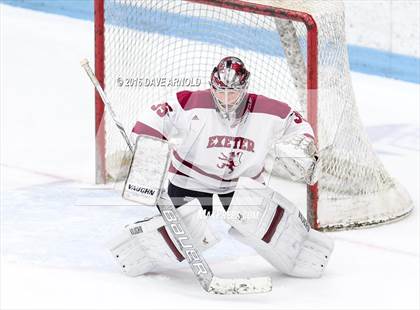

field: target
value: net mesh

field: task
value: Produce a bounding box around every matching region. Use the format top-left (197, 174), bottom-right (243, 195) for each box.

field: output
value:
top-left (101, 0), bottom-right (413, 230)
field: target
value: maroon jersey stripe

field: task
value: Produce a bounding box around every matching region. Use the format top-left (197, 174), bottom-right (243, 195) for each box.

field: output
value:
top-left (132, 121), bottom-right (167, 140)
top-left (168, 162), bottom-right (190, 178)
top-left (252, 168), bottom-right (265, 180)
top-left (176, 89), bottom-right (214, 110)
top-left (248, 93), bottom-right (291, 119)
top-left (172, 150), bottom-right (239, 183)
top-left (304, 133), bottom-right (315, 140)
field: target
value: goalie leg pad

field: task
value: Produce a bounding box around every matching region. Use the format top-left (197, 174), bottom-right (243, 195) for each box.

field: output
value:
top-left (106, 199), bottom-right (219, 277)
top-left (290, 229), bottom-right (334, 277)
top-left (106, 215), bottom-right (169, 277)
top-left (225, 178), bottom-right (333, 278)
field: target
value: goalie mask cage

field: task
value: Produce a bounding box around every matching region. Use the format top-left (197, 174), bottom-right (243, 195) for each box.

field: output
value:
top-left (94, 0), bottom-right (413, 230)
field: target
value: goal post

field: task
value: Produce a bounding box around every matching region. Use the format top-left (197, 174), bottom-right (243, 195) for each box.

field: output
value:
top-left (93, 0), bottom-right (413, 230)
top-left (95, 0), bottom-right (106, 184)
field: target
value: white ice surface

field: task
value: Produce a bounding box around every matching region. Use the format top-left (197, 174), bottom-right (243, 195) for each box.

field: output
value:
top-left (1, 4), bottom-right (419, 309)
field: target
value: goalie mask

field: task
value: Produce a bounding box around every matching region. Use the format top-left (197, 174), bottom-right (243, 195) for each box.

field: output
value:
top-left (210, 56), bottom-right (250, 125)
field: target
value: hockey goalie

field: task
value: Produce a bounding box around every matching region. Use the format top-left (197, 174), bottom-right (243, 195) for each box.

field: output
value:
top-left (107, 56), bottom-right (334, 279)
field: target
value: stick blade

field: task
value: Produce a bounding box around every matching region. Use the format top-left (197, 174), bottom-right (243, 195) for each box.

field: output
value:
top-left (208, 276), bottom-right (272, 295)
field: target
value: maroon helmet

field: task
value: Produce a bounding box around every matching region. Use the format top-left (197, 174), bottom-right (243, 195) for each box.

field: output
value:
top-left (210, 56), bottom-right (250, 125)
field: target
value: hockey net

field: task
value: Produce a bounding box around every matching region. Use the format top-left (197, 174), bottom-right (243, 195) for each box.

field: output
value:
top-left (94, 0), bottom-right (413, 230)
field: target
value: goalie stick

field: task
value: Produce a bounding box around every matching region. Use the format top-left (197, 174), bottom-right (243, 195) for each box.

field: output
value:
top-left (80, 59), bottom-right (272, 294)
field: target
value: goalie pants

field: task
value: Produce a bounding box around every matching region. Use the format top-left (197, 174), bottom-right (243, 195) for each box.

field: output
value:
top-left (167, 182), bottom-right (234, 215)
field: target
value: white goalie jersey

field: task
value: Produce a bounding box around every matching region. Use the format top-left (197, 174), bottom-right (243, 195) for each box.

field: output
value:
top-left (131, 89), bottom-right (315, 193)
